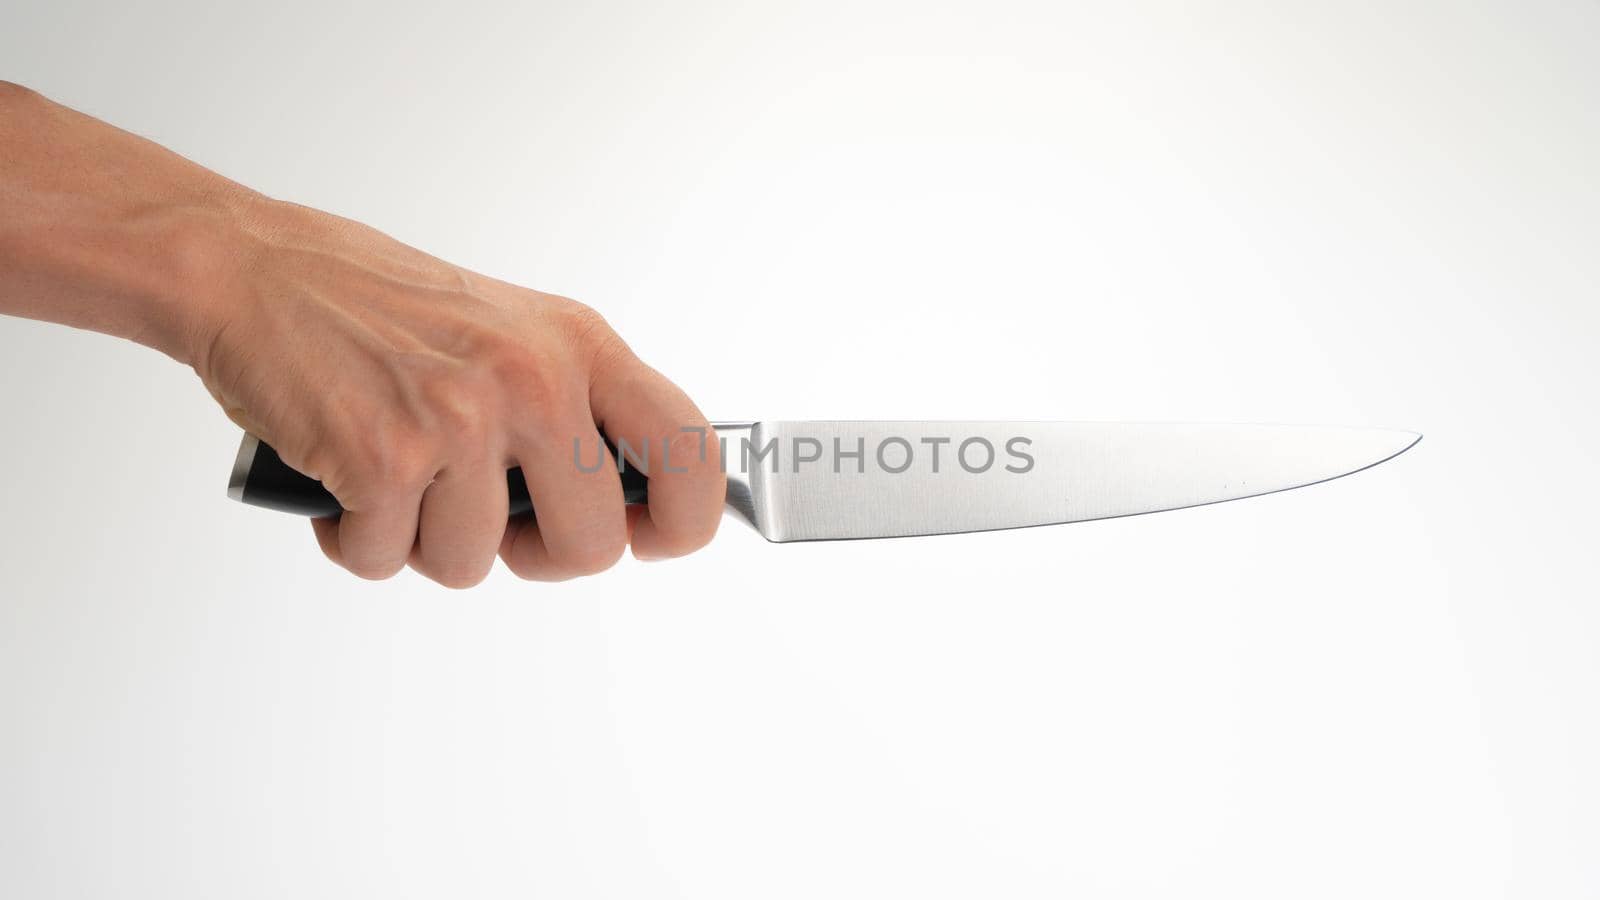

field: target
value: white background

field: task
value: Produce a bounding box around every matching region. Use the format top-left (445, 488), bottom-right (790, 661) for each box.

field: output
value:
top-left (2, 1), bottom-right (1597, 897)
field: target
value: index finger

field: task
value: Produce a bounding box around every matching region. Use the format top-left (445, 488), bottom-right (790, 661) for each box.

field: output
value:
top-left (588, 355), bottom-right (724, 560)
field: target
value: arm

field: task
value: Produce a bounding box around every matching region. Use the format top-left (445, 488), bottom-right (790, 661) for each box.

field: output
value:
top-left (0, 81), bottom-right (724, 586)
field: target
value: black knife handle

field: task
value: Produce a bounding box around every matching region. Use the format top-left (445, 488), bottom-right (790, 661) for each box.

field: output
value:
top-left (228, 435), bottom-right (648, 518)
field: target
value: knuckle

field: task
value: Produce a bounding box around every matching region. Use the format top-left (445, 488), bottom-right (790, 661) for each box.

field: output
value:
top-left (364, 438), bottom-right (434, 491)
top-left (474, 336), bottom-right (577, 437)
top-left (560, 302), bottom-right (610, 341)
top-left (560, 304), bottom-right (630, 368)
top-left (417, 373), bottom-right (493, 451)
top-left (485, 343), bottom-right (564, 413)
top-left (392, 346), bottom-right (509, 455)
top-left (333, 427), bottom-right (434, 504)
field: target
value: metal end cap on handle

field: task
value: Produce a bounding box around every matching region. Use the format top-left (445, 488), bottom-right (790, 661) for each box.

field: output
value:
top-left (227, 434), bottom-right (260, 502)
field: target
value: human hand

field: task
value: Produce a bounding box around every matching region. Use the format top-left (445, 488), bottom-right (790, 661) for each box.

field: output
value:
top-left (189, 201), bottom-right (724, 586)
top-left (1, 81), bottom-right (725, 586)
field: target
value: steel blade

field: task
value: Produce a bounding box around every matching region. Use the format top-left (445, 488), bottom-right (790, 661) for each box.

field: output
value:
top-left (728, 421), bottom-right (1419, 542)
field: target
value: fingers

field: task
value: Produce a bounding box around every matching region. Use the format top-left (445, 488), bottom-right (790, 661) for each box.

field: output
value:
top-left (589, 355), bottom-right (724, 560)
top-left (410, 461), bottom-right (509, 589)
top-left (335, 494), bottom-right (424, 580)
top-left (499, 422), bottom-right (628, 581)
top-left (290, 297), bottom-right (716, 585)
top-left (309, 470), bottom-right (508, 589)
top-left (310, 516), bottom-right (343, 565)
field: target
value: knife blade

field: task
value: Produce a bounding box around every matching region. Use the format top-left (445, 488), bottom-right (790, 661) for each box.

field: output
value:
top-left (227, 421), bottom-right (1418, 541)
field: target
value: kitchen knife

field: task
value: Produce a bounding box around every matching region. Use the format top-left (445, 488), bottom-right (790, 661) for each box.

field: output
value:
top-left (228, 421), bottom-right (1418, 541)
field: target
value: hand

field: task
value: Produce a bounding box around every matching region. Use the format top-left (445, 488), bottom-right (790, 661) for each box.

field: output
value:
top-left (191, 200), bottom-right (724, 586)
top-left (0, 82), bottom-right (723, 588)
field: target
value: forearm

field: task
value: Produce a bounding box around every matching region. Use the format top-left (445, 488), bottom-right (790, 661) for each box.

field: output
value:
top-left (0, 80), bottom-right (256, 364)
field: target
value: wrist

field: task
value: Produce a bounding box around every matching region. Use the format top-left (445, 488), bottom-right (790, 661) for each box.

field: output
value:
top-left (134, 186), bottom-right (270, 369)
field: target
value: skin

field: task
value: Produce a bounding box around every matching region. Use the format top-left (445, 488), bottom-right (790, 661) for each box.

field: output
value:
top-left (0, 81), bottom-right (724, 587)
